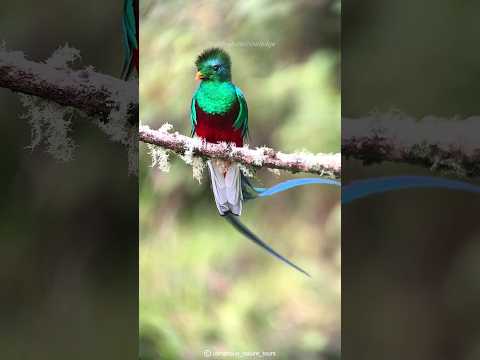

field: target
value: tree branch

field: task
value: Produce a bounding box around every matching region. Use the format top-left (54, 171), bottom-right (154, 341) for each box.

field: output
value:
top-left (140, 125), bottom-right (341, 178)
top-left (342, 116), bottom-right (480, 178)
top-left (2, 48), bottom-right (477, 178)
top-left (0, 48), bottom-right (137, 123)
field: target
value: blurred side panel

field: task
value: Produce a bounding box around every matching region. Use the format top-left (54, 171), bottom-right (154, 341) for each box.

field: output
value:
top-left (343, 1), bottom-right (480, 359)
top-left (0, 1), bottom-right (138, 359)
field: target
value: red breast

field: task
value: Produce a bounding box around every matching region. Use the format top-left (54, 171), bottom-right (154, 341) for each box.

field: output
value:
top-left (194, 100), bottom-right (243, 147)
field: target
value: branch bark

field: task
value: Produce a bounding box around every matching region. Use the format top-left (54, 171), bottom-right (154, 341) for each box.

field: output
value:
top-left (342, 116), bottom-right (480, 178)
top-left (140, 125), bottom-right (341, 178)
top-left (0, 49), bottom-right (137, 123)
top-left (2, 48), bottom-right (477, 178)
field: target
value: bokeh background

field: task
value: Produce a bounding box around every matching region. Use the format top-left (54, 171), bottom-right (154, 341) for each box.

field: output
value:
top-left (139, 0), bottom-right (340, 359)
top-left (343, 1), bottom-right (480, 359)
top-left (0, 2), bottom-right (137, 359)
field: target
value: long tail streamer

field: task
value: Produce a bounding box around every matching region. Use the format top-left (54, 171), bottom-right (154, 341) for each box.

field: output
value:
top-left (224, 212), bottom-right (311, 277)
top-left (242, 176), bottom-right (341, 201)
top-left (233, 175), bottom-right (479, 277)
top-left (342, 176), bottom-right (480, 204)
top-left (246, 175), bottom-right (480, 204)
top-left (256, 178), bottom-right (341, 197)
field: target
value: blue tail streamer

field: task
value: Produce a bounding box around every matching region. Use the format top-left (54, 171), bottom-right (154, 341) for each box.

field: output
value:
top-left (342, 176), bottom-right (480, 204)
top-left (255, 178), bottom-right (341, 198)
top-left (235, 175), bottom-right (479, 277)
top-left (249, 176), bottom-right (480, 204)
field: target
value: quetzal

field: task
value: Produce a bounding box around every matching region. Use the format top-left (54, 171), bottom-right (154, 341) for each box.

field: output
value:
top-left (190, 48), bottom-right (311, 276)
top-left (121, 0), bottom-right (139, 80)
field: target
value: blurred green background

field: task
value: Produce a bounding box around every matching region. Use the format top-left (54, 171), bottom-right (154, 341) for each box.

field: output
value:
top-left (343, 1), bottom-right (480, 359)
top-left (0, 1), bottom-right (137, 359)
top-left (139, 0), bottom-right (340, 359)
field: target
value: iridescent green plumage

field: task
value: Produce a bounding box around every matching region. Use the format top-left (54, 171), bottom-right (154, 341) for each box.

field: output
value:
top-left (195, 82), bottom-right (237, 114)
top-left (121, 0), bottom-right (138, 80)
top-left (233, 86), bottom-right (248, 136)
top-left (195, 48), bottom-right (231, 71)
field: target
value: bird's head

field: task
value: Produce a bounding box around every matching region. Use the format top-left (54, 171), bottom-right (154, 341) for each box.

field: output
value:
top-left (195, 48), bottom-right (231, 82)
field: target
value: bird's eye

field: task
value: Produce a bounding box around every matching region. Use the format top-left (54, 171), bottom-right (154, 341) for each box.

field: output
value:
top-left (212, 64), bottom-right (220, 71)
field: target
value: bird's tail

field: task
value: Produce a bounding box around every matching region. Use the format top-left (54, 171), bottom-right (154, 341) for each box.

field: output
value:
top-left (209, 170), bottom-right (339, 277)
top-left (242, 175), bottom-right (341, 201)
top-left (207, 160), bottom-right (243, 216)
top-left (342, 175), bottom-right (480, 204)
top-left (223, 212), bottom-right (311, 277)
top-left (121, 55), bottom-right (135, 80)
top-left (121, 0), bottom-right (138, 80)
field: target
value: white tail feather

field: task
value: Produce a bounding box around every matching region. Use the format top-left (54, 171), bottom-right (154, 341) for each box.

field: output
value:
top-left (207, 160), bottom-right (243, 215)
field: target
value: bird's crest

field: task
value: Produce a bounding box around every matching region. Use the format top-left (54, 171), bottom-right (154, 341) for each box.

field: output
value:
top-left (195, 48), bottom-right (231, 68)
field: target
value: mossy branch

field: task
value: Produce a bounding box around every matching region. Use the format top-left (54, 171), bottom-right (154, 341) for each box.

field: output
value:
top-left (140, 124), bottom-right (341, 178)
top-left (2, 47), bottom-right (477, 179)
top-left (0, 46), bottom-right (138, 124)
top-left (342, 115), bottom-right (480, 178)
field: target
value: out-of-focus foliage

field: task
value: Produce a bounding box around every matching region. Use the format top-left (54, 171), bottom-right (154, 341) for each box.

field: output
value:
top-left (343, 1), bottom-right (480, 359)
top-left (140, 1), bottom-right (340, 359)
top-left (0, 1), bottom-right (138, 358)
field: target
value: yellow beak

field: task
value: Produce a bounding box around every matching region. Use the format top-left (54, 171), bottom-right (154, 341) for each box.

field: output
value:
top-left (195, 71), bottom-right (205, 81)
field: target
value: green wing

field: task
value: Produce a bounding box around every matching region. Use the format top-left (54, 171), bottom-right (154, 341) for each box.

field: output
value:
top-left (233, 86), bottom-right (249, 138)
top-left (190, 89), bottom-right (198, 136)
top-left (121, 0), bottom-right (138, 79)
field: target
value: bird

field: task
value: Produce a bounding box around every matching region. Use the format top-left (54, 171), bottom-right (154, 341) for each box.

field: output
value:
top-left (121, 0), bottom-right (139, 80)
top-left (190, 48), bottom-right (311, 276)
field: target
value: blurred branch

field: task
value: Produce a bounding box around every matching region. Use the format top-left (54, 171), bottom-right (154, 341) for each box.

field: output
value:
top-left (0, 48), bottom-right (341, 178)
top-left (0, 48), bottom-right (138, 123)
top-left (342, 116), bottom-right (480, 178)
top-left (6, 49), bottom-right (477, 178)
top-left (141, 124), bottom-right (341, 178)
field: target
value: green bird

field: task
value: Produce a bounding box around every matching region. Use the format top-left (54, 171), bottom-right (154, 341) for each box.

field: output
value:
top-left (190, 48), bottom-right (310, 276)
top-left (121, 0), bottom-right (138, 80)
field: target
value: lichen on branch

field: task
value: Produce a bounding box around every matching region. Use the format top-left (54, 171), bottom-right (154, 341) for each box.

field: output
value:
top-left (342, 113), bottom-right (480, 178)
top-left (140, 123), bottom-right (341, 179)
top-left (4, 44), bottom-right (476, 179)
top-left (0, 43), bottom-right (137, 122)
top-left (0, 44), bottom-right (138, 173)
